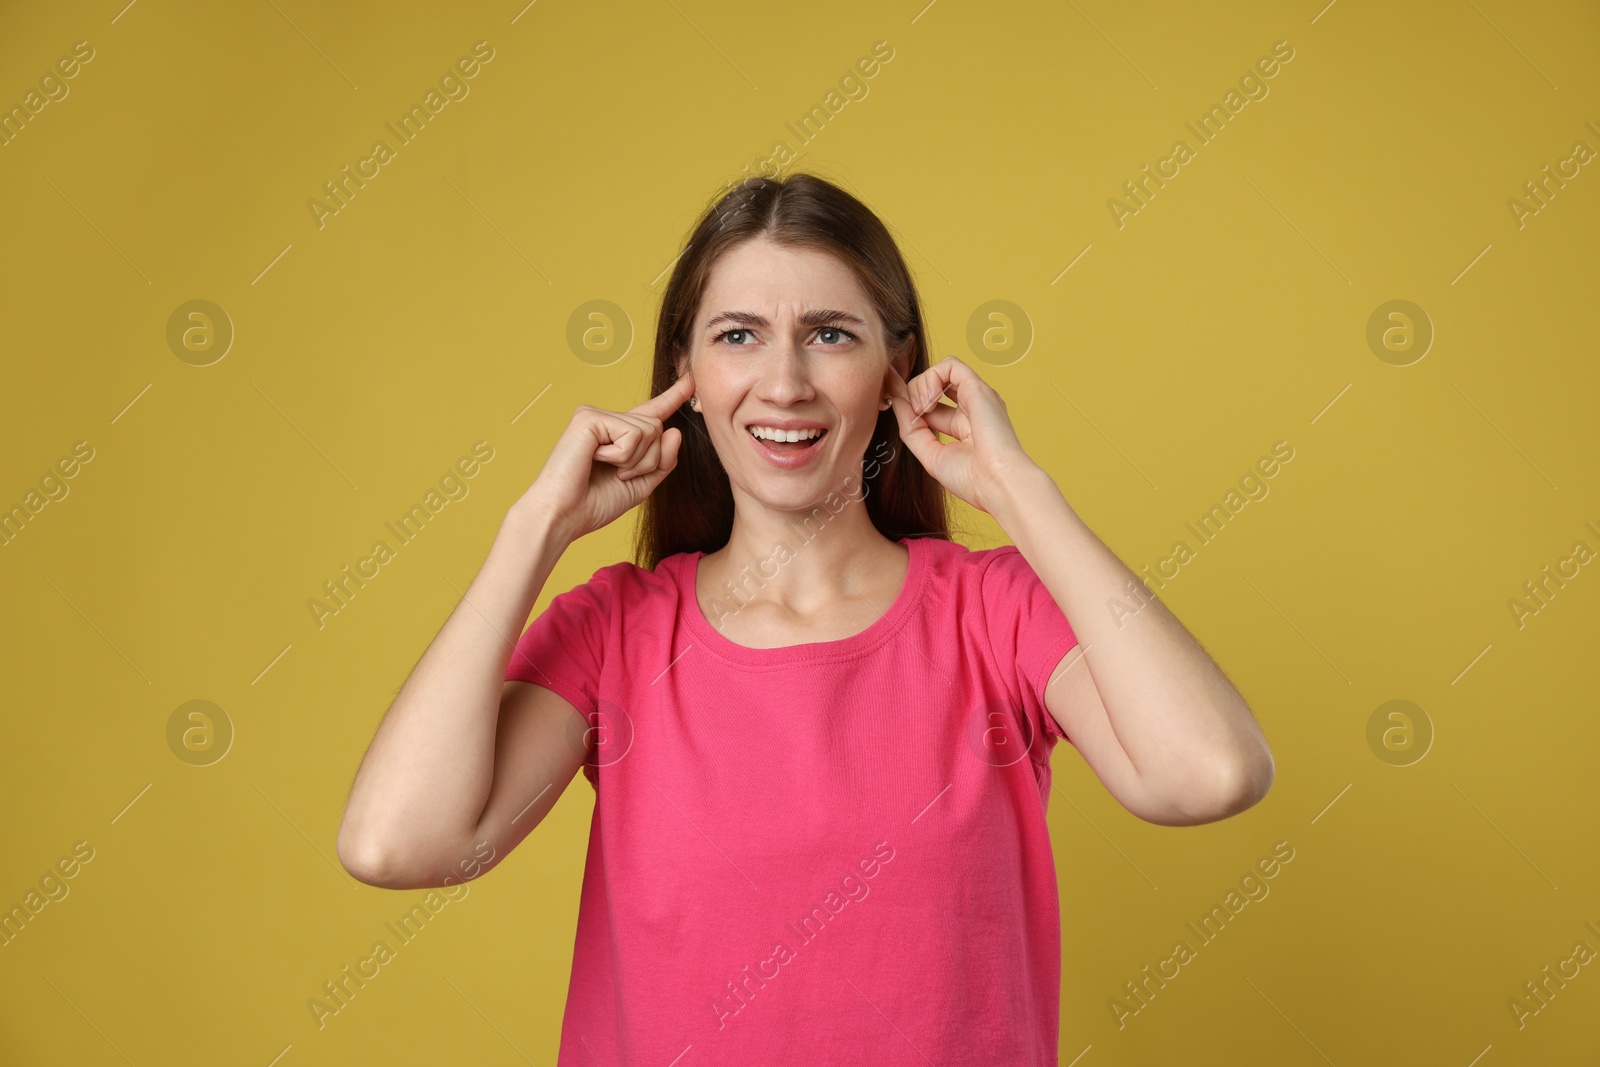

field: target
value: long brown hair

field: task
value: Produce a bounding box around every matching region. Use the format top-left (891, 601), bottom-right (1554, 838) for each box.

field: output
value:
top-left (633, 172), bottom-right (950, 571)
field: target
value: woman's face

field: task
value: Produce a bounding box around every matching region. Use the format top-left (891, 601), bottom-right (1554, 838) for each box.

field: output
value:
top-left (678, 236), bottom-right (907, 511)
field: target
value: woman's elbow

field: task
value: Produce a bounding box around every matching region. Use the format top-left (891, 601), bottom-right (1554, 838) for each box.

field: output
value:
top-left (1159, 746), bottom-right (1274, 826)
top-left (1216, 744), bottom-right (1276, 817)
top-left (1126, 749), bottom-right (1271, 826)
top-left (336, 823), bottom-right (398, 887)
top-left (336, 818), bottom-right (435, 889)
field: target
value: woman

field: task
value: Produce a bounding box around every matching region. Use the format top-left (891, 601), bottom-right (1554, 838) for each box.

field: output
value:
top-left (337, 173), bottom-right (1274, 1064)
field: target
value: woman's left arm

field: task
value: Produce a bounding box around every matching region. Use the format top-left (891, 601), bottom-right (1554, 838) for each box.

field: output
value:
top-left (996, 463), bottom-right (1274, 825)
top-left (889, 357), bottom-right (1275, 827)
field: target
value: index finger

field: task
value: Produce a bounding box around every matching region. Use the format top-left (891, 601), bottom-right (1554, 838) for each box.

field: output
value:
top-left (886, 361), bottom-right (911, 400)
top-left (904, 356), bottom-right (974, 417)
top-left (633, 370), bottom-right (696, 420)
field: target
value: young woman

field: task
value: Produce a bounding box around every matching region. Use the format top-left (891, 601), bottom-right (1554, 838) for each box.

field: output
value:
top-left (337, 174), bottom-right (1274, 1064)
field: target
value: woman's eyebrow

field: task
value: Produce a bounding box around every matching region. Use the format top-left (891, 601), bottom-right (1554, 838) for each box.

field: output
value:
top-left (703, 308), bottom-right (869, 331)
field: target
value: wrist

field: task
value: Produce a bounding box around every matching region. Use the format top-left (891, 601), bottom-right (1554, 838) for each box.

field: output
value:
top-left (502, 494), bottom-right (576, 554)
top-left (986, 460), bottom-right (1056, 530)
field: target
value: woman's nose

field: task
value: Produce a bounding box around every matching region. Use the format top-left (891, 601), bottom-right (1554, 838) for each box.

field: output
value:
top-left (756, 336), bottom-right (813, 404)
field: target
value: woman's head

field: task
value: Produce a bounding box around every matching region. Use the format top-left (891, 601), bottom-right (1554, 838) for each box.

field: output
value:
top-left (635, 173), bottom-right (949, 569)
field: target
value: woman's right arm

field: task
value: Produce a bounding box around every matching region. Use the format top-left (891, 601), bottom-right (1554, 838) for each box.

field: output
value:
top-left (334, 501), bottom-right (582, 889)
top-left (335, 374), bottom-right (695, 890)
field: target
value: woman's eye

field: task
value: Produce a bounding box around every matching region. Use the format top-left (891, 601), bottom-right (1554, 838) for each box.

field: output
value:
top-left (714, 326), bottom-right (856, 347)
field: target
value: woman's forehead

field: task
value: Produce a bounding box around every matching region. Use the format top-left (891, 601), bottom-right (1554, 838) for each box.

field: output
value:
top-left (698, 244), bottom-right (875, 327)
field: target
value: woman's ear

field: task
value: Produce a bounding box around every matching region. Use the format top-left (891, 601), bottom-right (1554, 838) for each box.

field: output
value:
top-left (883, 338), bottom-right (915, 395)
top-left (673, 352), bottom-right (700, 412)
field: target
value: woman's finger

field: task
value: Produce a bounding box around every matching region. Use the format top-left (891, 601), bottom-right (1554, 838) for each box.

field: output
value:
top-left (889, 393), bottom-right (943, 470)
top-left (907, 377), bottom-right (956, 421)
top-left (918, 400), bottom-right (961, 437)
top-left (631, 372), bottom-right (695, 423)
top-left (617, 415), bottom-right (663, 468)
top-left (593, 412), bottom-right (660, 466)
top-left (905, 355), bottom-right (983, 418)
top-left (592, 422), bottom-right (639, 463)
top-left (628, 427), bottom-right (683, 491)
top-left (617, 434), bottom-right (663, 481)
top-left (661, 425), bottom-right (682, 470)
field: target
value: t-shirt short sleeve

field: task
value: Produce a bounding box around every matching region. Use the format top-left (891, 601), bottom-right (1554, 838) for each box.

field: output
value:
top-left (505, 564), bottom-right (616, 721)
top-left (979, 545), bottom-right (1080, 743)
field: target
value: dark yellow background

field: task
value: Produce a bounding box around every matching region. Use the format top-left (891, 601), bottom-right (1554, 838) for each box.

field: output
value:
top-left (2, 0), bottom-right (1597, 1063)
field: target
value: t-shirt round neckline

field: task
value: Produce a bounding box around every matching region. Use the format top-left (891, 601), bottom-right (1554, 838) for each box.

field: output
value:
top-left (677, 535), bottom-right (929, 666)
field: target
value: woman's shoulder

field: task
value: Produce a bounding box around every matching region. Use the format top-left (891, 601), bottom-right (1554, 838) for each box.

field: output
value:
top-left (911, 533), bottom-right (1021, 576)
top-left (912, 534), bottom-right (1046, 603)
top-left (563, 552), bottom-right (687, 604)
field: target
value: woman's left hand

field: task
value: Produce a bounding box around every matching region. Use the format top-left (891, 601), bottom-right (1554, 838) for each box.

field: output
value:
top-left (887, 355), bottom-right (1041, 517)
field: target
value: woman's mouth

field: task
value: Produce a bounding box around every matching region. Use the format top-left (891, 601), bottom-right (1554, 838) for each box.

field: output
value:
top-left (745, 425), bottom-right (828, 469)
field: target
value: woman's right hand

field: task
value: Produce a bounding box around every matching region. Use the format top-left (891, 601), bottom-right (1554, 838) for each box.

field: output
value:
top-left (516, 373), bottom-right (696, 542)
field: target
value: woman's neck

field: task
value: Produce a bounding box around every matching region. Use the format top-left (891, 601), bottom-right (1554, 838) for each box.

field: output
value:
top-left (697, 499), bottom-right (908, 638)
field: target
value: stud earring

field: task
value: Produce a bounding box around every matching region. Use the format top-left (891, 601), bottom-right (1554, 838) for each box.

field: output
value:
top-left (689, 396), bottom-right (700, 411)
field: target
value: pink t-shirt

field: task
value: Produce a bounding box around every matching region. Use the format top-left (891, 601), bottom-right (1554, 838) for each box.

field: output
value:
top-left (507, 533), bottom-right (1079, 1065)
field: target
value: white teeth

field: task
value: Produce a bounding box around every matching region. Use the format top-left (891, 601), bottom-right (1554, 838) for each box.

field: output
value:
top-left (749, 426), bottom-right (823, 443)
